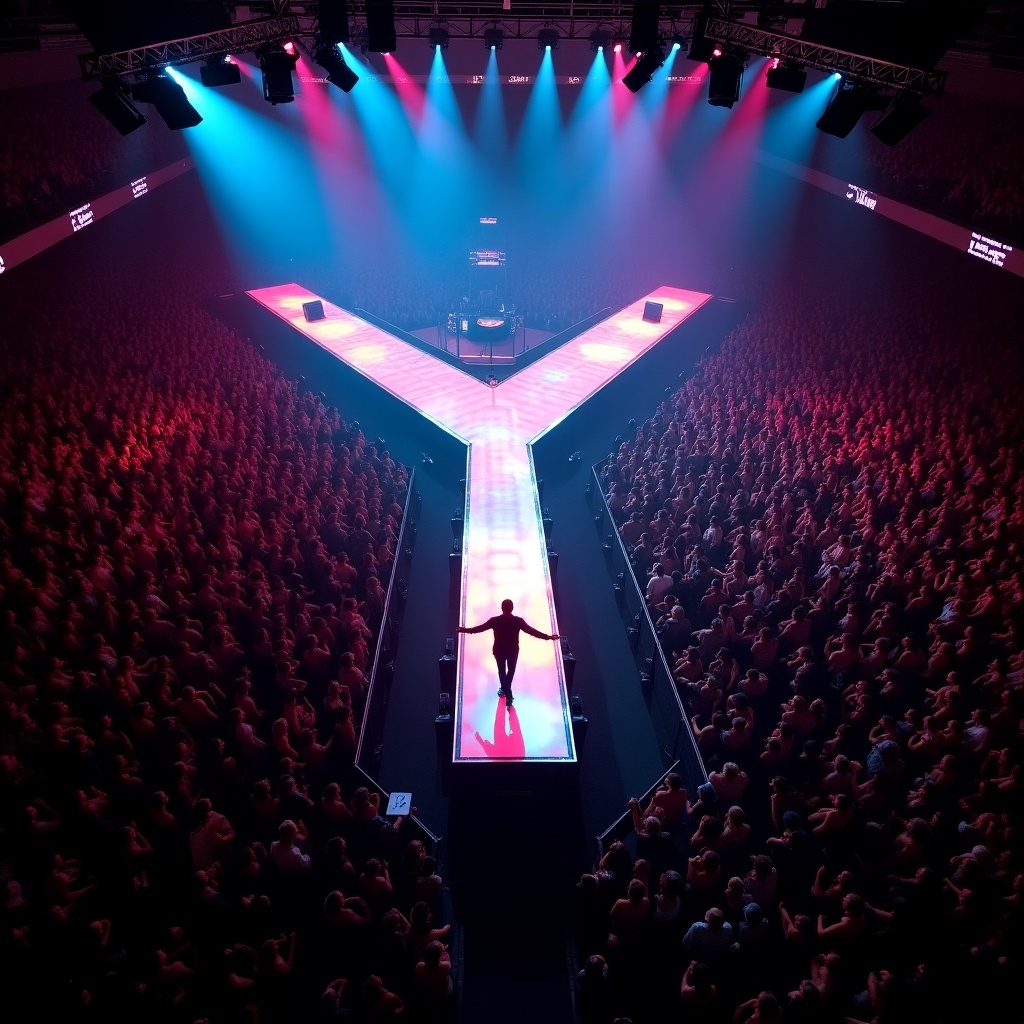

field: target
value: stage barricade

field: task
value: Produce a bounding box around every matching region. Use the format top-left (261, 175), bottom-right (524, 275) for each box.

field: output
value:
top-left (356, 469), bottom-right (419, 777)
top-left (586, 466), bottom-right (708, 794)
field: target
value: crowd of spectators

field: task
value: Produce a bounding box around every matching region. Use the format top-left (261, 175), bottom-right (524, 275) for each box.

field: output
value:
top-left (0, 261), bottom-right (458, 1022)
top-left (587, 281), bottom-right (1023, 1023)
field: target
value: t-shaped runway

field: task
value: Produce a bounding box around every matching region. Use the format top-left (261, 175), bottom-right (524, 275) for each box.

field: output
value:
top-left (247, 284), bottom-right (712, 764)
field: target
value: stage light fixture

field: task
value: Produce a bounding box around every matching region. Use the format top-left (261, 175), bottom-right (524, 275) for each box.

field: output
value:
top-left (429, 23), bottom-right (449, 49)
top-left (88, 80), bottom-right (147, 135)
top-left (707, 52), bottom-right (743, 108)
top-left (131, 72), bottom-right (202, 129)
top-left (765, 59), bottom-right (806, 93)
top-left (613, 38), bottom-right (625, 54)
top-left (314, 43), bottom-right (359, 92)
top-left (629, 2), bottom-right (661, 55)
top-left (365, 0), bottom-right (397, 53)
top-left (283, 40), bottom-right (295, 54)
top-left (538, 27), bottom-right (560, 50)
top-left (870, 94), bottom-right (930, 146)
top-left (671, 33), bottom-right (686, 51)
top-left (319, 0), bottom-right (351, 45)
top-left (816, 78), bottom-right (871, 138)
top-left (589, 28), bottom-right (611, 52)
top-left (622, 48), bottom-right (666, 93)
top-left (259, 46), bottom-right (299, 104)
top-left (484, 26), bottom-right (504, 50)
top-left (200, 56), bottom-right (241, 88)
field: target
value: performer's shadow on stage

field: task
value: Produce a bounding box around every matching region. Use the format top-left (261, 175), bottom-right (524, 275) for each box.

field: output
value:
top-left (473, 700), bottom-right (526, 759)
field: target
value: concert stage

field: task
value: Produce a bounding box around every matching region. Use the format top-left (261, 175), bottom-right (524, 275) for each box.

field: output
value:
top-left (246, 284), bottom-right (712, 801)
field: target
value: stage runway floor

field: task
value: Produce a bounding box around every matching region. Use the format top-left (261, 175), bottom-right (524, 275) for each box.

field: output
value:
top-left (246, 285), bottom-right (712, 766)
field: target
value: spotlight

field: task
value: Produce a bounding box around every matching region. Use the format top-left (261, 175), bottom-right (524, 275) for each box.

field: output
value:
top-left (200, 56), bottom-right (241, 88)
top-left (314, 43), bottom-right (359, 92)
top-left (429, 23), bottom-right (449, 49)
top-left (765, 59), bottom-right (806, 93)
top-left (816, 78), bottom-right (871, 138)
top-left (589, 28), bottom-right (611, 52)
top-left (365, 0), bottom-right (397, 53)
top-left (707, 52), bottom-right (743, 108)
top-left (283, 41), bottom-right (295, 54)
top-left (538, 27), bottom-right (560, 50)
top-left (484, 26), bottom-right (504, 50)
top-left (486, 374), bottom-right (499, 388)
top-left (622, 48), bottom-right (666, 93)
top-left (131, 72), bottom-right (202, 129)
top-left (870, 94), bottom-right (930, 146)
top-left (259, 46), bottom-right (299, 104)
top-left (712, 46), bottom-right (722, 58)
top-left (671, 34), bottom-right (685, 51)
top-left (613, 40), bottom-right (624, 54)
top-left (88, 80), bottom-right (147, 135)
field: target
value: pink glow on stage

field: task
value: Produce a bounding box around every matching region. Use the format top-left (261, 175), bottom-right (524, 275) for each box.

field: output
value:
top-left (382, 53), bottom-right (427, 126)
top-left (246, 283), bottom-right (712, 763)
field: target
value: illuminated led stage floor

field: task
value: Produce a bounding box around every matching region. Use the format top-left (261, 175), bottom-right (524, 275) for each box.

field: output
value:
top-left (247, 284), bottom-right (712, 799)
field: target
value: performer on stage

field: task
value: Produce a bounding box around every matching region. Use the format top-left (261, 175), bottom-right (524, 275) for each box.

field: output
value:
top-left (458, 599), bottom-right (559, 707)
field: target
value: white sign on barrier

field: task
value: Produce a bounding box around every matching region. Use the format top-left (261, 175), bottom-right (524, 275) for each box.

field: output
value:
top-left (69, 202), bottom-right (94, 232)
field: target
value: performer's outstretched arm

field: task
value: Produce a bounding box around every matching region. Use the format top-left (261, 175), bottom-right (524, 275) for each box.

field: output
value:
top-left (519, 621), bottom-right (559, 641)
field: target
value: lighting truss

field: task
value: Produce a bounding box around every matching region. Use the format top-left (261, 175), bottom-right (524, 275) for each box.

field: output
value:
top-left (704, 17), bottom-right (947, 95)
top-left (78, 16), bottom-right (302, 80)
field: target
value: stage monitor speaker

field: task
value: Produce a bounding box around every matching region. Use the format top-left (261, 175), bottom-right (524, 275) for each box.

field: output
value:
top-left (302, 300), bottom-right (325, 322)
top-left (643, 301), bottom-right (664, 323)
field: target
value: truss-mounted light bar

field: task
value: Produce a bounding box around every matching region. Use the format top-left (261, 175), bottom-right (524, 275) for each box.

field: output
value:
top-left (78, 16), bottom-right (302, 80)
top-left (704, 17), bottom-right (947, 95)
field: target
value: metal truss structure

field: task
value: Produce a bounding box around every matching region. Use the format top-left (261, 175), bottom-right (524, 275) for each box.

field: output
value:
top-left (78, 16), bottom-right (303, 80)
top-left (704, 16), bottom-right (948, 95)
top-left (75, 2), bottom-right (947, 99)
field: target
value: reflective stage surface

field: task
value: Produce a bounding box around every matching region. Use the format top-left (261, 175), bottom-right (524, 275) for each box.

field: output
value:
top-left (247, 284), bottom-right (712, 764)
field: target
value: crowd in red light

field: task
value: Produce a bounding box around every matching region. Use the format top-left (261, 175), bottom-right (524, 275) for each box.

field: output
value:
top-left (589, 284), bottom-right (1023, 1022)
top-left (0, 261), bottom-right (464, 1021)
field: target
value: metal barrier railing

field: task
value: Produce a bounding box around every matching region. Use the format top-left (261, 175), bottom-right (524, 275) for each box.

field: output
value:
top-left (586, 464), bottom-right (708, 858)
top-left (594, 761), bottom-right (683, 861)
top-left (356, 469), bottom-right (419, 777)
top-left (350, 763), bottom-right (441, 858)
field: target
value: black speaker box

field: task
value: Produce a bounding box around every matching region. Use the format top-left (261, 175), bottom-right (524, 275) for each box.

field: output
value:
top-left (302, 300), bottom-right (325, 322)
top-left (643, 301), bottom-right (664, 323)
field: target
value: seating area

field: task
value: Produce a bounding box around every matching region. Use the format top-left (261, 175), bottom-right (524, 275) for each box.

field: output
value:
top-left (588, 282), bottom-right (1023, 1022)
top-left (0, 254), bottom-right (462, 1022)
